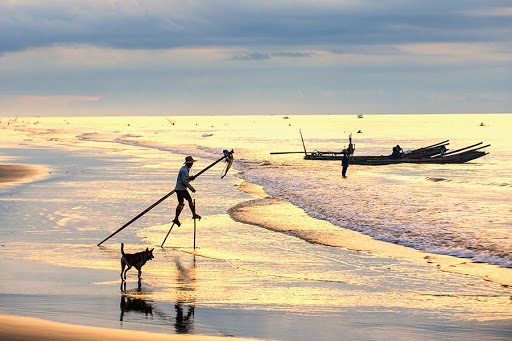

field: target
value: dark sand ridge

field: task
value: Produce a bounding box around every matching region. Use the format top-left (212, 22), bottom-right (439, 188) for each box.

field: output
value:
top-left (0, 164), bottom-right (46, 184)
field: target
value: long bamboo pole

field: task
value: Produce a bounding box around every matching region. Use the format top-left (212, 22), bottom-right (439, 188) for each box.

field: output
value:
top-left (438, 142), bottom-right (482, 157)
top-left (472, 144), bottom-right (491, 151)
top-left (409, 140), bottom-right (450, 153)
top-left (97, 150), bottom-right (233, 246)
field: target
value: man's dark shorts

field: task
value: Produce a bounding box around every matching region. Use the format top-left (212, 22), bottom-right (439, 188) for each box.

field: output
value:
top-left (176, 190), bottom-right (192, 204)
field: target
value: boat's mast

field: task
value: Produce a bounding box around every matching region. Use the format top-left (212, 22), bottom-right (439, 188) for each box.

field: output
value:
top-left (299, 129), bottom-right (307, 156)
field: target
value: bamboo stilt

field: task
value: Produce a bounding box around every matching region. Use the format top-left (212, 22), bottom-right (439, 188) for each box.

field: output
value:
top-left (193, 199), bottom-right (197, 250)
top-left (161, 222), bottom-right (176, 248)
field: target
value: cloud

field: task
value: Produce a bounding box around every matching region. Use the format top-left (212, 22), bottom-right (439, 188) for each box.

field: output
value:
top-left (0, 94), bottom-right (102, 116)
top-left (0, 1), bottom-right (510, 55)
top-left (397, 42), bottom-right (511, 62)
top-left (17, 95), bottom-right (101, 105)
top-left (272, 52), bottom-right (314, 57)
top-left (231, 51), bottom-right (313, 60)
top-left (322, 91), bottom-right (338, 97)
top-left (232, 52), bottom-right (270, 61)
top-left (464, 6), bottom-right (512, 17)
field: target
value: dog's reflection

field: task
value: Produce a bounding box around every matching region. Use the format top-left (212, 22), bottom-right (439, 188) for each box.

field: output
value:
top-left (120, 280), bottom-right (153, 322)
top-left (120, 294), bottom-right (154, 322)
top-left (120, 278), bottom-right (142, 293)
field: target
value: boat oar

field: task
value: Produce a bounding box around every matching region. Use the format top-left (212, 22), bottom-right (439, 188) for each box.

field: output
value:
top-left (436, 142), bottom-right (482, 157)
top-left (409, 140), bottom-right (450, 153)
top-left (97, 149), bottom-right (234, 246)
top-left (471, 144), bottom-right (490, 151)
top-left (449, 144), bottom-right (490, 155)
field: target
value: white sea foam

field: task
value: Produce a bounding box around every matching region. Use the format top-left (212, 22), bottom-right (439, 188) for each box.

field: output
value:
top-left (238, 155), bottom-right (512, 268)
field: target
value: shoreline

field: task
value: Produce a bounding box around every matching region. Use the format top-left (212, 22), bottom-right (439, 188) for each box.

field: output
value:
top-left (0, 163), bottom-right (46, 185)
top-left (0, 314), bottom-right (260, 341)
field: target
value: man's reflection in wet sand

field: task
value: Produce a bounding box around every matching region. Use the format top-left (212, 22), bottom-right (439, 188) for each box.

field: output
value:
top-left (174, 256), bottom-right (196, 334)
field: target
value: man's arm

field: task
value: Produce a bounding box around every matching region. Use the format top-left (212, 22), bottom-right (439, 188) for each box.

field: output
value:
top-left (180, 168), bottom-right (196, 192)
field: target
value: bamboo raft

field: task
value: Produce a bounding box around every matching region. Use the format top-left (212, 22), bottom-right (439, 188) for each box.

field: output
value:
top-left (271, 135), bottom-right (490, 165)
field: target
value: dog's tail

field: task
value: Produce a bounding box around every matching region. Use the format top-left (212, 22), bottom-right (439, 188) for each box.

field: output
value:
top-left (121, 243), bottom-right (125, 255)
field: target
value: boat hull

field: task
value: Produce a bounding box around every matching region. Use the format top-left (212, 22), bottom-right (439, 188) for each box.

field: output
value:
top-left (304, 151), bottom-right (488, 165)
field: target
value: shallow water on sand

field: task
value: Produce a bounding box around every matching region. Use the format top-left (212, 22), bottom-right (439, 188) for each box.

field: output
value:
top-left (4, 114), bottom-right (512, 268)
top-left (1, 115), bottom-right (512, 340)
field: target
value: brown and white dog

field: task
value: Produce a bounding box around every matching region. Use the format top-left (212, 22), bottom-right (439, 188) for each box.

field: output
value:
top-left (120, 243), bottom-right (154, 281)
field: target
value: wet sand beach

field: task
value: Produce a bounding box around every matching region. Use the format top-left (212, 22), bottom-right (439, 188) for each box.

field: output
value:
top-left (1, 116), bottom-right (512, 340)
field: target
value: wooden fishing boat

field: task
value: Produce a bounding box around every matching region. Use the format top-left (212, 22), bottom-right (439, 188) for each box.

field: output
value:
top-left (304, 140), bottom-right (449, 161)
top-left (346, 147), bottom-right (489, 165)
top-left (270, 132), bottom-right (490, 165)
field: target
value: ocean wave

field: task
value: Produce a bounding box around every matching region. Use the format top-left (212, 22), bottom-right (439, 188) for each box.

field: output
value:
top-left (236, 158), bottom-right (512, 269)
top-left (228, 193), bottom-right (512, 288)
top-left (373, 172), bottom-right (512, 190)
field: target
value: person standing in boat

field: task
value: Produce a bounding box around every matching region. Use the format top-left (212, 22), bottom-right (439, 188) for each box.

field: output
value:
top-left (347, 133), bottom-right (355, 156)
top-left (172, 156), bottom-right (201, 227)
top-left (341, 150), bottom-right (349, 178)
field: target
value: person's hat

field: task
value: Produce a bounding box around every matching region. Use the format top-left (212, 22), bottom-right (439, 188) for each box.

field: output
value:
top-left (184, 156), bottom-right (196, 164)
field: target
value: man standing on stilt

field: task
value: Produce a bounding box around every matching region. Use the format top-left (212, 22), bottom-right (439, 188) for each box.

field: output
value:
top-left (173, 156), bottom-right (201, 226)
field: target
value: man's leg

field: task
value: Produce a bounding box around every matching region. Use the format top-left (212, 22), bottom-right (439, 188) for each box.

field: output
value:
top-left (173, 202), bottom-right (184, 226)
top-left (187, 198), bottom-right (201, 220)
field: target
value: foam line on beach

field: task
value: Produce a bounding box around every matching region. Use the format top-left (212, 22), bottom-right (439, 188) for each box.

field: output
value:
top-left (0, 314), bottom-right (263, 341)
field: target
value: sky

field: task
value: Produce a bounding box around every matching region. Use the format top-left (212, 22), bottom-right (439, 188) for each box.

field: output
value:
top-left (0, 0), bottom-right (511, 117)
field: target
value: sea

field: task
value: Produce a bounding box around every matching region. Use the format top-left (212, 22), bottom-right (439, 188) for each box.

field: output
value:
top-left (1, 113), bottom-right (512, 340)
